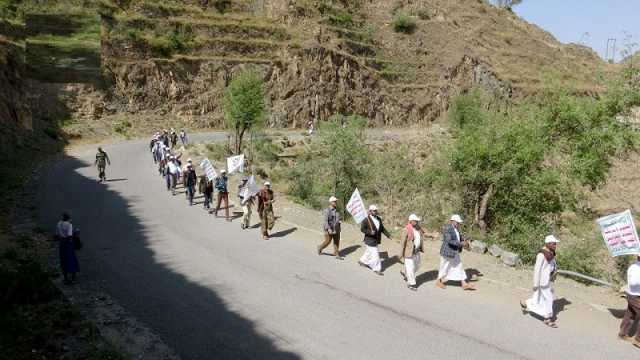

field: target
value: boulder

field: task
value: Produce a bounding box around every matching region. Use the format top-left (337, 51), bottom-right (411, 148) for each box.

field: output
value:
top-left (470, 240), bottom-right (487, 254)
top-left (501, 251), bottom-right (521, 267)
top-left (488, 244), bottom-right (503, 257)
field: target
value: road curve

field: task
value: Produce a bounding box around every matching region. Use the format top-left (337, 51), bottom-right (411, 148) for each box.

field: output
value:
top-left (37, 134), bottom-right (637, 360)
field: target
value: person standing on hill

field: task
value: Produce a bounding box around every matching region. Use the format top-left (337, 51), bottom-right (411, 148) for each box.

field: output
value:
top-left (257, 182), bottom-right (275, 240)
top-left (618, 254), bottom-right (640, 348)
top-left (184, 163), bottom-right (198, 206)
top-left (358, 205), bottom-right (392, 276)
top-left (435, 215), bottom-right (475, 291)
top-left (317, 196), bottom-right (342, 259)
top-left (95, 147), bottom-right (111, 182)
top-left (214, 170), bottom-right (230, 221)
top-left (520, 235), bottom-right (560, 328)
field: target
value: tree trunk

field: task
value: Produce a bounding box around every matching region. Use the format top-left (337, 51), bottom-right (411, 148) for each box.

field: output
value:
top-left (477, 184), bottom-right (494, 237)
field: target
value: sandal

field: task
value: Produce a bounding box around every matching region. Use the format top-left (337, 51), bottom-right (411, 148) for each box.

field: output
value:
top-left (543, 319), bottom-right (558, 328)
top-left (519, 300), bottom-right (528, 315)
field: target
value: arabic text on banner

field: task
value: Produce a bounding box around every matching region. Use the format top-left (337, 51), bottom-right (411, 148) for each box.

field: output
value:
top-left (596, 209), bottom-right (640, 257)
top-left (346, 188), bottom-right (367, 224)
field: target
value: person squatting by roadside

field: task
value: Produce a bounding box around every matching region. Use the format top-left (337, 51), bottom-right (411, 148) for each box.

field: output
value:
top-left (317, 196), bottom-right (343, 260)
top-left (95, 147), bottom-right (111, 182)
top-left (257, 182), bottom-right (275, 240)
top-left (359, 205), bottom-right (392, 276)
top-left (521, 235), bottom-right (560, 328)
top-left (436, 214), bottom-right (475, 291)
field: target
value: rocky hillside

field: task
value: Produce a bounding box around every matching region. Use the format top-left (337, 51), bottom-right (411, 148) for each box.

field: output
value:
top-left (1, 0), bottom-right (611, 135)
top-left (95, 0), bottom-right (608, 129)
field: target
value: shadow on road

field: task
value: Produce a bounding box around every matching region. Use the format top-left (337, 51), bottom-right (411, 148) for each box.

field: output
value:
top-left (340, 244), bottom-right (361, 258)
top-left (270, 227), bottom-right (297, 238)
top-left (38, 156), bottom-right (302, 360)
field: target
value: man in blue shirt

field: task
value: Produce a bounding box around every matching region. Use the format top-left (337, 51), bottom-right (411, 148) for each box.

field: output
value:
top-left (214, 169), bottom-right (230, 221)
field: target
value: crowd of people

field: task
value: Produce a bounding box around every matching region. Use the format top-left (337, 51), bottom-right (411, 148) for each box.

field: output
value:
top-left (58, 131), bottom-right (639, 350)
top-left (149, 130), bottom-right (277, 240)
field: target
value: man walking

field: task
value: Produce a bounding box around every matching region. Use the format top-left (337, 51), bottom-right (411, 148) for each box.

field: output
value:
top-left (184, 163), bottom-right (197, 206)
top-left (238, 177), bottom-right (254, 229)
top-left (95, 147), bottom-right (111, 182)
top-left (618, 254), bottom-right (640, 347)
top-left (257, 182), bottom-right (275, 240)
top-left (520, 235), bottom-right (560, 328)
top-left (400, 214), bottom-right (427, 291)
top-left (435, 215), bottom-right (475, 291)
top-left (180, 129), bottom-right (188, 147)
top-left (166, 156), bottom-right (181, 195)
top-left (358, 205), bottom-right (391, 276)
top-left (317, 196), bottom-right (342, 259)
top-left (214, 170), bottom-right (230, 221)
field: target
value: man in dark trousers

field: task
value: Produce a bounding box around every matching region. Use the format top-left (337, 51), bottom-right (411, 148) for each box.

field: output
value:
top-left (257, 182), bottom-right (275, 240)
top-left (358, 205), bottom-right (392, 276)
top-left (214, 169), bottom-right (230, 221)
top-left (317, 196), bottom-right (342, 259)
top-left (95, 147), bottom-right (111, 182)
top-left (184, 163), bottom-right (197, 206)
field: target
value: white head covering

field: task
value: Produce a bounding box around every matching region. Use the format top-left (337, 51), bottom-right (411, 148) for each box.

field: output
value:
top-left (544, 235), bottom-right (560, 244)
top-left (221, 169), bottom-right (226, 174)
top-left (329, 196), bottom-right (338, 203)
top-left (450, 214), bottom-right (464, 223)
top-left (264, 181), bottom-right (271, 186)
top-left (369, 204), bottom-right (378, 211)
top-left (409, 214), bottom-right (421, 222)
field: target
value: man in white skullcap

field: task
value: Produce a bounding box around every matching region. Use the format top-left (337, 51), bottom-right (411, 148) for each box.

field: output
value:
top-left (257, 181), bottom-right (275, 240)
top-left (318, 196), bottom-right (342, 259)
top-left (400, 214), bottom-right (436, 291)
top-left (358, 205), bottom-right (392, 276)
top-left (520, 235), bottom-right (559, 328)
top-left (435, 214), bottom-right (475, 291)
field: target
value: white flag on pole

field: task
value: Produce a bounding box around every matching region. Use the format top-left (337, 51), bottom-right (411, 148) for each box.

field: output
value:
top-left (199, 158), bottom-right (218, 181)
top-left (240, 175), bottom-right (261, 204)
top-left (226, 154), bottom-right (245, 174)
top-left (346, 188), bottom-right (367, 224)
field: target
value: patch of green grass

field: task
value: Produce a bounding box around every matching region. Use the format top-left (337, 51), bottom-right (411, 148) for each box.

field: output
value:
top-left (392, 13), bottom-right (417, 34)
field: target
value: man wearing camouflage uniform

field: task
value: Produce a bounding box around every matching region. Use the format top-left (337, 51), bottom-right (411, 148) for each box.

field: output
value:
top-left (95, 147), bottom-right (111, 182)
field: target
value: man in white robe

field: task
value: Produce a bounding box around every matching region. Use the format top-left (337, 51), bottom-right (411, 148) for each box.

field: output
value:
top-left (436, 215), bottom-right (475, 290)
top-left (358, 205), bottom-right (392, 276)
top-left (521, 235), bottom-right (559, 328)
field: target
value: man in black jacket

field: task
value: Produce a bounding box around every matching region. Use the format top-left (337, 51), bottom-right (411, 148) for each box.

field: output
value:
top-left (436, 214), bottom-right (475, 290)
top-left (358, 205), bottom-right (392, 276)
top-left (184, 164), bottom-right (197, 206)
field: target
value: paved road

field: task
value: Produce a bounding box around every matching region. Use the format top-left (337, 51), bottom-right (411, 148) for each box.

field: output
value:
top-left (38, 134), bottom-right (638, 360)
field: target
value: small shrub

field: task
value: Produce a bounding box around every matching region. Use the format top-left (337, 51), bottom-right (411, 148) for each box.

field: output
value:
top-left (213, 0), bottom-right (232, 14)
top-left (113, 120), bottom-right (132, 135)
top-left (205, 142), bottom-right (232, 161)
top-left (392, 14), bottom-right (417, 34)
top-left (328, 9), bottom-right (354, 28)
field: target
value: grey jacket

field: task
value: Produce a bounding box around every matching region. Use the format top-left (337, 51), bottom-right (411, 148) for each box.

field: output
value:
top-left (440, 223), bottom-right (464, 258)
top-left (323, 207), bottom-right (341, 234)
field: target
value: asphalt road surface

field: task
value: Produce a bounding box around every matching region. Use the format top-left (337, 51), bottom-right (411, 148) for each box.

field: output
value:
top-left (37, 134), bottom-right (638, 360)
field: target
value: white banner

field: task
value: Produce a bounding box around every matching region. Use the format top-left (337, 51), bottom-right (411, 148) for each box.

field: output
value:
top-left (596, 209), bottom-right (640, 257)
top-left (346, 188), bottom-right (367, 224)
top-left (240, 175), bottom-right (261, 204)
top-left (226, 154), bottom-right (245, 174)
top-left (199, 158), bottom-right (217, 182)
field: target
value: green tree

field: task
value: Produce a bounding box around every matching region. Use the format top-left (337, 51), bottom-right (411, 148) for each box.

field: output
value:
top-left (288, 114), bottom-right (369, 215)
top-left (223, 71), bottom-right (265, 154)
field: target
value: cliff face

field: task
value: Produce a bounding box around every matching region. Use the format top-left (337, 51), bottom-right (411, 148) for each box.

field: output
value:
top-left (0, 21), bottom-right (33, 155)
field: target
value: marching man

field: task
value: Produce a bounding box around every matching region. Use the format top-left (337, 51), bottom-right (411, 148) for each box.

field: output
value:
top-left (435, 214), bottom-right (475, 291)
top-left (358, 205), bottom-right (392, 276)
top-left (400, 214), bottom-right (436, 291)
top-left (520, 235), bottom-right (560, 328)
